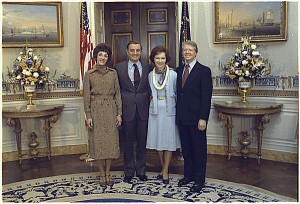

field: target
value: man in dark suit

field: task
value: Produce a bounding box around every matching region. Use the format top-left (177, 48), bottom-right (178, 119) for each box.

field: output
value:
top-left (115, 41), bottom-right (152, 183)
top-left (176, 40), bottom-right (213, 192)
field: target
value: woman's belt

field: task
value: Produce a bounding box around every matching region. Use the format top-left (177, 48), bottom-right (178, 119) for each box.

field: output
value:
top-left (92, 94), bottom-right (114, 100)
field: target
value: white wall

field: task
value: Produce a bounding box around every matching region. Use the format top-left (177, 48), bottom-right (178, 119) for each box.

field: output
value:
top-left (2, 96), bottom-right (298, 155)
top-left (179, 2), bottom-right (298, 78)
top-left (2, 98), bottom-right (88, 153)
top-left (2, 2), bottom-right (298, 158)
top-left (2, 2), bottom-right (82, 83)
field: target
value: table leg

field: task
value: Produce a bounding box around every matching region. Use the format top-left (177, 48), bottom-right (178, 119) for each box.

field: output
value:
top-left (255, 114), bottom-right (270, 164)
top-left (43, 114), bottom-right (58, 160)
top-left (219, 113), bottom-right (234, 160)
top-left (7, 118), bottom-right (23, 164)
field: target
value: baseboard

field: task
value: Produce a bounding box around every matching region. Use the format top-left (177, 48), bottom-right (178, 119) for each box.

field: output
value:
top-left (207, 145), bottom-right (298, 164)
top-left (2, 144), bottom-right (88, 162)
top-left (2, 144), bottom-right (297, 164)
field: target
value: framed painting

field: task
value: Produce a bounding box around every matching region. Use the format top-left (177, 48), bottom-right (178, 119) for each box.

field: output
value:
top-left (214, 1), bottom-right (287, 43)
top-left (2, 2), bottom-right (63, 47)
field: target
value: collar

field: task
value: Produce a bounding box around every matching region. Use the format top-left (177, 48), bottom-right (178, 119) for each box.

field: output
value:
top-left (128, 60), bottom-right (142, 69)
top-left (185, 59), bottom-right (197, 69)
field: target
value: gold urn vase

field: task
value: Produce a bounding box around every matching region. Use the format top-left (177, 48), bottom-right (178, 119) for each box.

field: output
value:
top-left (24, 84), bottom-right (37, 109)
top-left (238, 79), bottom-right (251, 103)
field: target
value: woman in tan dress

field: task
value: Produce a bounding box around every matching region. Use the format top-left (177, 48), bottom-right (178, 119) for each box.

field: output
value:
top-left (84, 44), bottom-right (122, 187)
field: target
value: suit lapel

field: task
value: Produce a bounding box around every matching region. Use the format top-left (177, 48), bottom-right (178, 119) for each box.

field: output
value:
top-left (177, 66), bottom-right (184, 91)
top-left (122, 61), bottom-right (135, 91)
top-left (183, 62), bottom-right (201, 89)
top-left (137, 61), bottom-right (147, 91)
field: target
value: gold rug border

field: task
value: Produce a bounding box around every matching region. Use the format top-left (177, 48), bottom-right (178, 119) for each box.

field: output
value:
top-left (2, 144), bottom-right (297, 164)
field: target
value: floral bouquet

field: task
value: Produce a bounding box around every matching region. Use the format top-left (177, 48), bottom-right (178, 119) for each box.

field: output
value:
top-left (11, 47), bottom-right (50, 88)
top-left (223, 37), bottom-right (271, 82)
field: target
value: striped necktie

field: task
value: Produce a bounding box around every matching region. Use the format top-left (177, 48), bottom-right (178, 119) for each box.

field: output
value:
top-left (182, 64), bottom-right (189, 88)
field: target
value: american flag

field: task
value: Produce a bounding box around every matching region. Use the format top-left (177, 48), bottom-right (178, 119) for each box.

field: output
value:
top-left (80, 2), bottom-right (95, 93)
top-left (179, 2), bottom-right (191, 67)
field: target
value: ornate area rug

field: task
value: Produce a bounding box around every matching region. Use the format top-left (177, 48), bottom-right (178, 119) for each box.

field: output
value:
top-left (2, 171), bottom-right (296, 202)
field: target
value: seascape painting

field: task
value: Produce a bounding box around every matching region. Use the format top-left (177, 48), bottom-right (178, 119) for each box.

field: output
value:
top-left (2, 2), bottom-right (63, 47)
top-left (214, 2), bottom-right (287, 43)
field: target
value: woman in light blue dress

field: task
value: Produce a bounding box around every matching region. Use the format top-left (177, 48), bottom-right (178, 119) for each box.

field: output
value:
top-left (146, 46), bottom-right (181, 184)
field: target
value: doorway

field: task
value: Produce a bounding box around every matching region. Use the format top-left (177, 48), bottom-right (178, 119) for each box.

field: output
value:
top-left (104, 2), bottom-right (177, 68)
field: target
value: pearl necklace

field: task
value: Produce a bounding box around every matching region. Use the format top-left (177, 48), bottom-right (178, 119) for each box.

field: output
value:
top-left (153, 65), bottom-right (169, 90)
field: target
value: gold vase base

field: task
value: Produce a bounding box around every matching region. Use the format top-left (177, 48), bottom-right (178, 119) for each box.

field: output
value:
top-left (27, 104), bottom-right (36, 109)
top-left (239, 99), bottom-right (249, 104)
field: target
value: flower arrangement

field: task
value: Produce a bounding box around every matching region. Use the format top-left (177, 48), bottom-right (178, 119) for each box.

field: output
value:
top-left (223, 37), bottom-right (271, 82)
top-left (11, 46), bottom-right (50, 87)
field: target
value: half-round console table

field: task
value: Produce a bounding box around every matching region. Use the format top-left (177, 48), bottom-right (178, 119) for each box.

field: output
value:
top-left (213, 101), bottom-right (283, 164)
top-left (2, 104), bottom-right (64, 164)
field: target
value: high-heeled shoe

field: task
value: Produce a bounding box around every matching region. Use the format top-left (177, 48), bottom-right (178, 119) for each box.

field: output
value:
top-left (106, 174), bottom-right (114, 186)
top-left (99, 176), bottom-right (106, 187)
top-left (157, 173), bottom-right (163, 180)
top-left (162, 173), bottom-right (169, 184)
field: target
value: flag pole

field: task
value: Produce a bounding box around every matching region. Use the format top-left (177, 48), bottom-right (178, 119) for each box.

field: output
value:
top-left (79, 1), bottom-right (95, 163)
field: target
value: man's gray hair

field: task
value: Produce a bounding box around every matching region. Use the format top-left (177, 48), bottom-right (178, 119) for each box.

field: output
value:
top-left (183, 40), bottom-right (198, 53)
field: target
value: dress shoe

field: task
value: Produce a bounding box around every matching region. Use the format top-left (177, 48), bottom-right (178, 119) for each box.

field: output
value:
top-left (190, 183), bottom-right (204, 193)
top-left (123, 176), bottom-right (133, 183)
top-left (137, 175), bottom-right (147, 181)
top-left (99, 176), bottom-right (106, 187)
top-left (106, 175), bottom-right (114, 186)
top-left (178, 177), bottom-right (193, 186)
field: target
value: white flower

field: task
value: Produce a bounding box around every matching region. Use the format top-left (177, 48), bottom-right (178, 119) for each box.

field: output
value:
top-left (17, 56), bottom-right (22, 61)
top-left (242, 51), bottom-right (248, 55)
top-left (235, 70), bottom-right (239, 74)
top-left (45, 67), bottom-right (50, 72)
top-left (28, 52), bottom-right (33, 56)
top-left (256, 62), bottom-right (261, 67)
top-left (25, 71), bottom-right (31, 76)
top-left (31, 81), bottom-right (35, 85)
top-left (235, 62), bottom-right (239, 67)
top-left (25, 80), bottom-right (30, 84)
top-left (242, 60), bottom-right (248, 65)
top-left (20, 52), bottom-right (23, 55)
top-left (33, 72), bottom-right (39, 78)
top-left (252, 51), bottom-right (259, 56)
top-left (16, 75), bottom-right (21, 79)
top-left (22, 69), bottom-right (27, 75)
top-left (245, 70), bottom-right (250, 76)
top-left (251, 44), bottom-right (257, 49)
top-left (21, 81), bottom-right (24, 85)
top-left (33, 56), bottom-right (38, 60)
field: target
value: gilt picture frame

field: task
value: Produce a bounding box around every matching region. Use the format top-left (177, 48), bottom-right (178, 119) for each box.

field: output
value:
top-left (214, 1), bottom-right (287, 44)
top-left (2, 2), bottom-right (63, 48)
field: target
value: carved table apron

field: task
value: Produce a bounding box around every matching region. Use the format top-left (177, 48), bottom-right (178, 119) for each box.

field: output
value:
top-left (3, 104), bottom-right (64, 164)
top-left (214, 101), bottom-right (283, 164)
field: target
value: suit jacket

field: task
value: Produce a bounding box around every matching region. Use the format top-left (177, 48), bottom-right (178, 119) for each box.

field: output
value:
top-left (176, 61), bottom-right (213, 126)
top-left (149, 68), bottom-right (177, 116)
top-left (115, 60), bottom-right (153, 121)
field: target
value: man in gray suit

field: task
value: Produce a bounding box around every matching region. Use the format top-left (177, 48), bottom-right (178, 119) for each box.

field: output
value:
top-left (115, 41), bottom-right (152, 182)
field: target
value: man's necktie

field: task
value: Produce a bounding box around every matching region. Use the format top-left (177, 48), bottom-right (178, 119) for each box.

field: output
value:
top-left (182, 64), bottom-right (189, 88)
top-left (133, 64), bottom-right (140, 90)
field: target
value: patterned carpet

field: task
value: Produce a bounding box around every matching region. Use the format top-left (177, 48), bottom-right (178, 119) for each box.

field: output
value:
top-left (2, 171), bottom-right (296, 202)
